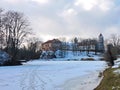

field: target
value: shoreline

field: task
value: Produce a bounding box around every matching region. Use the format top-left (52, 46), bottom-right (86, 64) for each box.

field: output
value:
top-left (57, 72), bottom-right (103, 90)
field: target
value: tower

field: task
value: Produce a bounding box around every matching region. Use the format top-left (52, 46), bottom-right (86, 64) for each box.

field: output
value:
top-left (98, 34), bottom-right (104, 52)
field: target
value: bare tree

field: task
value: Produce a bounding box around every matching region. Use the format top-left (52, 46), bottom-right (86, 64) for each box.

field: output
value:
top-left (104, 44), bottom-right (117, 66)
top-left (0, 31), bottom-right (4, 49)
top-left (79, 38), bottom-right (97, 55)
top-left (59, 37), bottom-right (67, 57)
top-left (27, 37), bottom-right (42, 52)
top-left (109, 34), bottom-right (120, 47)
top-left (0, 8), bottom-right (4, 49)
top-left (16, 37), bottom-right (42, 61)
top-left (2, 10), bottom-right (31, 62)
top-left (107, 34), bottom-right (120, 54)
top-left (71, 37), bottom-right (78, 55)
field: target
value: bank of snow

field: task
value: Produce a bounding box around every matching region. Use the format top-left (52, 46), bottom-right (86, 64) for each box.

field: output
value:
top-left (0, 60), bottom-right (107, 90)
top-left (113, 58), bottom-right (120, 75)
top-left (40, 51), bottom-right (103, 61)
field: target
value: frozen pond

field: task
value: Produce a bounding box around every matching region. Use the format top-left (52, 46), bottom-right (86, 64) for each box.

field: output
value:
top-left (0, 60), bottom-right (107, 90)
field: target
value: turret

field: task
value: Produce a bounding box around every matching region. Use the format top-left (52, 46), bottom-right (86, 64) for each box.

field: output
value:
top-left (98, 34), bottom-right (104, 52)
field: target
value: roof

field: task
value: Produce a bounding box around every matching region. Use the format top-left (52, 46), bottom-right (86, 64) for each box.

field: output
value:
top-left (42, 39), bottom-right (61, 45)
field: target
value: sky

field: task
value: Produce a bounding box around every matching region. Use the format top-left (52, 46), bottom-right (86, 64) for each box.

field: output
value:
top-left (0, 0), bottom-right (120, 41)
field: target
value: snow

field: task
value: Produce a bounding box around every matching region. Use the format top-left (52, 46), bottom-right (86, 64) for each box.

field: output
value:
top-left (112, 58), bottom-right (120, 68)
top-left (113, 58), bottom-right (120, 74)
top-left (114, 69), bottom-right (120, 74)
top-left (0, 51), bottom-right (11, 65)
top-left (41, 51), bottom-right (103, 61)
top-left (0, 60), bottom-right (107, 90)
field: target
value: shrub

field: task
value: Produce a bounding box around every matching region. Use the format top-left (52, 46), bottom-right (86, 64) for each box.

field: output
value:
top-left (81, 58), bottom-right (94, 61)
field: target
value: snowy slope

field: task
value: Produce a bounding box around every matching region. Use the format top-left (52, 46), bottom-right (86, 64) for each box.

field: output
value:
top-left (0, 60), bottom-right (107, 90)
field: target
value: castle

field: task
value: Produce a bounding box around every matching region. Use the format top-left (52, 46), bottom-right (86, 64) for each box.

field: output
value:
top-left (41, 34), bottom-right (105, 53)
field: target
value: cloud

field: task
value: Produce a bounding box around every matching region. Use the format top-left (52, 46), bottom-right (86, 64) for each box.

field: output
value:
top-left (104, 26), bottom-right (120, 38)
top-left (3, 0), bottom-right (26, 4)
top-left (0, 0), bottom-right (120, 41)
top-left (63, 8), bottom-right (77, 16)
top-left (98, 0), bottom-right (115, 11)
top-left (31, 0), bottom-right (120, 40)
top-left (31, 15), bottom-right (65, 35)
top-left (74, 0), bottom-right (115, 11)
top-left (74, 0), bottom-right (97, 10)
top-left (31, 0), bottom-right (49, 4)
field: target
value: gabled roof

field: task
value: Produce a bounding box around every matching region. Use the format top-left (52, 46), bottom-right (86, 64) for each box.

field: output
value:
top-left (42, 39), bottom-right (61, 45)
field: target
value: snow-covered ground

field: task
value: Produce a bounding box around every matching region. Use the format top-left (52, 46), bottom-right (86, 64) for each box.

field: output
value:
top-left (41, 51), bottom-right (103, 61)
top-left (113, 58), bottom-right (120, 75)
top-left (113, 58), bottom-right (120, 68)
top-left (0, 60), bottom-right (107, 90)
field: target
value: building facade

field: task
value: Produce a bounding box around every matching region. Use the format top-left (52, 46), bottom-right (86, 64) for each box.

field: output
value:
top-left (42, 39), bottom-right (62, 51)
